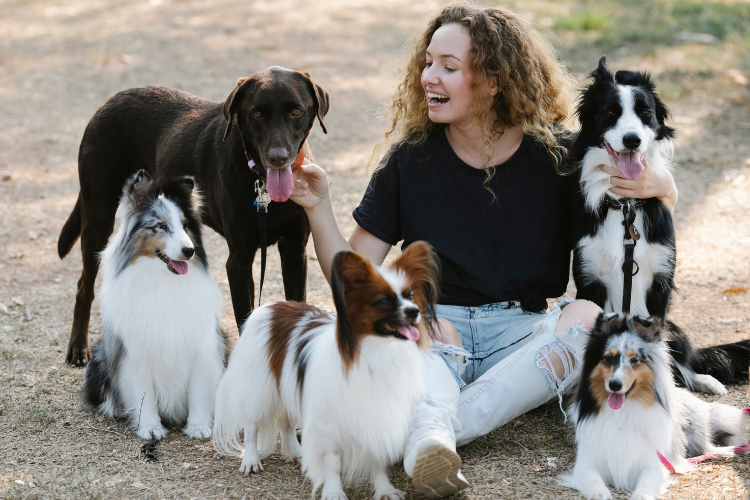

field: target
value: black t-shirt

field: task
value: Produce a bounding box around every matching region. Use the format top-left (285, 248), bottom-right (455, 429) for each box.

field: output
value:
top-left (353, 128), bottom-right (581, 311)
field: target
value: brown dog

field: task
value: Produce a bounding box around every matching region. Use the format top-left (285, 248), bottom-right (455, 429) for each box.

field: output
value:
top-left (58, 66), bottom-right (329, 365)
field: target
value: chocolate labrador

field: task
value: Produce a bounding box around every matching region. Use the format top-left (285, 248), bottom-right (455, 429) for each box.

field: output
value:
top-left (58, 66), bottom-right (329, 365)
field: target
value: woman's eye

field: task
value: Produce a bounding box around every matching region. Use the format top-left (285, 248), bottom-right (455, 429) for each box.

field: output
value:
top-left (445, 66), bottom-right (456, 73)
top-left (252, 111), bottom-right (262, 118)
top-left (292, 109), bottom-right (303, 117)
top-left (425, 61), bottom-right (433, 68)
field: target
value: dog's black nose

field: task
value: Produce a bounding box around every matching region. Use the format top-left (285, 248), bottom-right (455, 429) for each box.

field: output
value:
top-left (404, 306), bottom-right (420, 320)
top-left (182, 247), bottom-right (195, 259)
top-left (622, 133), bottom-right (641, 150)
top-left (268, 148), bottom-right (289, 167)
top-left (608, 380), bottom-right (623, 392)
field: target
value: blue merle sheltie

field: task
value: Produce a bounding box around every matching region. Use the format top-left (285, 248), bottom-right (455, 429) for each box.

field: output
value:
top-left (82, 170), bottom-right (226, 440)
top-left (568, 56), bottom-right (749, 395)
top-left (560, 313), bottom-right (749, 500)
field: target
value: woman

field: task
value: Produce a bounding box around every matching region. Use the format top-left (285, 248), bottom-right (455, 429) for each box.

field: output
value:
top-left (290, 4), bottom-right (678, 498)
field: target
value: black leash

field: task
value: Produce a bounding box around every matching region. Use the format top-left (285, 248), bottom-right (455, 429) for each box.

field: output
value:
top-left (620, 200), bottom-right (641, 313)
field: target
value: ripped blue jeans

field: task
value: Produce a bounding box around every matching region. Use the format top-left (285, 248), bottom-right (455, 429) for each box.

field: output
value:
top-left (432, 298), bottom-right (588, 446)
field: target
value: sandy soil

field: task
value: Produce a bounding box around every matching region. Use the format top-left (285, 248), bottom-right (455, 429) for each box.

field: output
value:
top-left (1, 0), bottom-right (749, 498)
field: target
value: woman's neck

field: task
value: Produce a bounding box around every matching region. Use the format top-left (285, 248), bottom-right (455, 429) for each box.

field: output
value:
top-left (445, 121), bottom-right (524, 169)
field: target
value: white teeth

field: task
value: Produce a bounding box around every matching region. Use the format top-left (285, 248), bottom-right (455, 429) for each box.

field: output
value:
top-left (427, 92), bottom-right (448, 99)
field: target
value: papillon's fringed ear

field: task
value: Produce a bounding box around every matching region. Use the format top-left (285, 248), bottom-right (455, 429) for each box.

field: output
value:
top-left (331, 251), bottom-right (367, 369)
top-left (393, 241), bottom-right (441, 338)
top-left (124, 169), bottom-right (152, 210)
top-left (594, 311), bottom-right (627, 336)
top-left (630, 316), bottom-right (664, 343)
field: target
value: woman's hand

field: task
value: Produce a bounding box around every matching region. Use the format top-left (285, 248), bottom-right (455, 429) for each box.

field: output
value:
top-left (601, 162), bottom-right (678, 214)
top-left (290, 159), bottom-right (330, 213)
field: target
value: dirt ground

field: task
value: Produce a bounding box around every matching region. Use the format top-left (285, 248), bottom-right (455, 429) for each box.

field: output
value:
top-left (1, 0), bottom-right (750, 498)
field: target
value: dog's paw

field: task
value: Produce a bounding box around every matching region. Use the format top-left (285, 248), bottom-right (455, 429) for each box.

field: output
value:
top-left (183, 423), bottom-right (212, 439)
top-left (694, 374), bottom-right (728, 395)
top-left (290, 454), bottom-right (302, 465)
top-left (66, 344), bottom-right (90, 367)
top-left (630, 492), bottom-right (655, 500)
top-left (239, 459), bottom-right (263, 474)
top-left (588, 486), bottom-right (613, 500)
top-left (136, 424), bottom-right (168, 440)
top-left (375, 489), bottom-right (405, 500)
top-left (322, 493), bottom-right (347, 500)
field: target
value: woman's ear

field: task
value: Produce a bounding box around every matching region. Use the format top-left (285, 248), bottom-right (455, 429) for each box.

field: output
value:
top-left (488, 75), bottom-right (500, 96)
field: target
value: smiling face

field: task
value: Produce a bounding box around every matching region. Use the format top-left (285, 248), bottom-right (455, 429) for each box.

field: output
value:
top-left (421, 23), bottom-right (476, 127)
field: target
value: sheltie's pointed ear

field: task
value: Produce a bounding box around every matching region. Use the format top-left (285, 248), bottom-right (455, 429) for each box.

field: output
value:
top-left (331, 250), bottom-right (373, 368)
top-left (393, 241), bottom-right (440, 342)
top-left (123, 169), bottom-right (152, 210)
top-left (594, 312), bottom-right (627, 336)
top-left (630, 316), bottom-right (663, 343)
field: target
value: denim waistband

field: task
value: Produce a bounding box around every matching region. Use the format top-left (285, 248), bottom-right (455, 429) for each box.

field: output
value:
top-left (435, 300), bottom-right (526, 320)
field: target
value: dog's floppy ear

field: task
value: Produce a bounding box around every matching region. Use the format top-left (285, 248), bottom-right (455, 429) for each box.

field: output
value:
top-left (301, 72), bottom-right (330, 134)
top-left (331, 251), bottom-right (373, 369)
top-left (222, 77), bottom-right (252, 141)
top-left (392, 241), bottom-right (440, 344)
top-left (124, 169), bottom-right (152, 210)
top-left (629, 316), bottom-right (663, 343)
top-left (174, 176), bottom-right (195, 192)
top-left (594, 312), bottom-right (627, 336)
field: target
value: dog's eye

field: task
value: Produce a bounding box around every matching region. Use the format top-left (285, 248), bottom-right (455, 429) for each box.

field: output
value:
top-left (630, 357), bottom-right (639, 365)
top-left (603, 353), bottom-right (613, 364)
top-left (157, 223), bottom-right (168, 232)
top-left (376, 297), bottom-right (391, 308)
top-left (252, 111), bottom-right (262, 119)
top-left (291, 109), bottom-right (303, 117)
top-left (604, 111), bottom-right (614, 117)
top-left (182, 220), bottom-right (188, 229)
top-left (641, 110), bottom-right (651, 117)
top-left (404, 291), bottom-right (414, 301)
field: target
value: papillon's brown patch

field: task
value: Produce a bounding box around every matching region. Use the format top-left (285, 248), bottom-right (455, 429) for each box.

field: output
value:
top-left (267, 302), bottom-right (329, 386)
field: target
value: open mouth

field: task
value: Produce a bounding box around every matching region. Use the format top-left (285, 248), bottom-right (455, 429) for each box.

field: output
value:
top-left (427, 91), bottom-right (450, 105)
top-left (603, 139), bottom-right (645, 180)
top-left (375, 321), bottom-right (420, 341)
top-left (607, 382), bottom-right (634, 410)
top-left (156, 250), bottom-right (188, 275)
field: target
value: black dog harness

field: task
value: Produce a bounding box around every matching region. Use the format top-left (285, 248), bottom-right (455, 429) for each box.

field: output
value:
top-left (604, 197), bottom-right (644, 313)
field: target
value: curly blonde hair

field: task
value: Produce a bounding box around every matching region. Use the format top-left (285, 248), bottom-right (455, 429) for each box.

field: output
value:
top-left (371, 3), bottom-right (576, 183)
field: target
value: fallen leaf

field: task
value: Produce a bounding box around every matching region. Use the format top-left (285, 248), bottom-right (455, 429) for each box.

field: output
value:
top-left (28, 482), bottom-right (36, 488)
top-left (0, 303), bottom-right (8, 315)
top-left (61, 417), bottom-right (70, 426)
top-left (104, 478), bottom-right (124, 487)
top-left (732, 96), bottom-right (750, 105)
top-left (532, 463), bottom-right (542, 471)
top-left (28, 230), bottom-right (37, 240)
top-left (513, 420), bottom-right (524, 427)
top-left (547, 457), bottom-right (557, 468)
top-left (131, 482), bottom-right (148, 489)
top-left (723, 287), bottom-right (749, 294)
top-left (533, 434), bottom-right (553, 443)
top-left (15, 480), bottom-right (25, 486)
top-left (12, 297), bottom-right (24, 306)
top-left (1, 172), bottom-right (11, 181)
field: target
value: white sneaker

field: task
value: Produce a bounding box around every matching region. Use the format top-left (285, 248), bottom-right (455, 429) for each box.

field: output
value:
top-left (408, 436), bottom-right (469, 498)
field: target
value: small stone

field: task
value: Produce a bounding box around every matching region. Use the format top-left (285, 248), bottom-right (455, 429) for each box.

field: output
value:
top-left (15, 480), bottom-right (25, 486)
top-left (28, 231), bottom-right (38, 240)
top-left (12, 297), bottom-right (24, 306)
top-left (1, 172), bottom-right (11, 181)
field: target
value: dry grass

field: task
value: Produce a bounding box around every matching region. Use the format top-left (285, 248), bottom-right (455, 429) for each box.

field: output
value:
top-left (1, 0), bottom-right (750, 498)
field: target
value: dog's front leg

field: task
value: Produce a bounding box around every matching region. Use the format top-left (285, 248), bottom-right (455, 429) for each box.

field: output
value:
top-left (320, 447), bottom-right (347, 500)
top-left (562, 464), bottom-right (612, 500)
top-left (372, 462), bottom-right (404, 500)
top-left (119, 358), bottom-right (166, 440)
top-left (630, 467), bottom-right (670, 500)
top-left (183, 347), bottom-right (223, 438)
top-left (226, 250), bottom-right (256, 331)
top-left (278, 210), bottom-right (309, 302)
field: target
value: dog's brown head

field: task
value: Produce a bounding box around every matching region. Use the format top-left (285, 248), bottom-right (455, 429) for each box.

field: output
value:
top-left (222, 66), bottom-right (330, 202)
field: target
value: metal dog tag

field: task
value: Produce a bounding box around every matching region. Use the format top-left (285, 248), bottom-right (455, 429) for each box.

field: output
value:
top-left (629, 224), bottom-right (641, 241)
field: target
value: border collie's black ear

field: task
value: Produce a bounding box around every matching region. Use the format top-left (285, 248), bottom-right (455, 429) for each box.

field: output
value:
top-left (592, 56), bottom-right (614, 83)
top-left (124, 169), bottom-right (152, 209)
top-left (300, 72), bottom-right (330, 134)
top-left (331, 251), bottom-right (360, 367)
top-left (630, 316), bottom-right (664, 343)
top-left (223, 77), bottom-right (253, 141)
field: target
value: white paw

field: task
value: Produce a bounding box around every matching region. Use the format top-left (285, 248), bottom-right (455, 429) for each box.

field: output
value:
top-left (183, 423), bottom-right (212, 439)
top-left (588, 486), bottom-right (613, 500)
top-left (239, 459), bottom-right (263, 474)
top-left (290, 454), bottom-right (302, 465)
top-left (322, 493), bottom-right (347, 500)
top-left (694, 374), bottom-right (728, 395)
top-left (630, 492), bottom-right (655, 500)
top-left (375, 489), bottom-right (405, 500)
top-left (135, 424), bottom-right (168, 440)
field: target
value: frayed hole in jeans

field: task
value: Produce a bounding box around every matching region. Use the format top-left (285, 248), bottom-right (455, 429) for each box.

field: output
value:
top-left (536, 341), bottom-right (576, 421)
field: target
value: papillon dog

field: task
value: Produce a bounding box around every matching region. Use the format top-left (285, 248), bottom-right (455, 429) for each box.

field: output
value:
top-left (561, 313), bottom-right (749, 500)
top-left (568, 56), bottom-right (748, 394)
top-left (82, 170), bottom-right (226, 440)
top-left (212, 241), bottom-right (439, 500)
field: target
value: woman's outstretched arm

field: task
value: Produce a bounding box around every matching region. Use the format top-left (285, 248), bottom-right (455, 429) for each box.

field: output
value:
top-left (291, 160), bottom-right (391, 283)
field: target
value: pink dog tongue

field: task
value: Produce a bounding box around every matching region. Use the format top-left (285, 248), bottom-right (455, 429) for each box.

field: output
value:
top-left (395, 324), bottom-right (419, 341)
top-left (608, 393), bottom-right (625, 410)
top-left (170, 259), bottom-right (188, 275)
top-left (266, 166), bottom-right (294, 202)
top-left (617, 151), bottom-right (644, 180)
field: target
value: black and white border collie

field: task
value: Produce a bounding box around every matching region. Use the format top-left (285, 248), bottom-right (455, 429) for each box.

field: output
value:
top-left (561, 313), bottom-right (749, 500)
top-left (568, 56), bottom-right (749, 394)
top-left (82, 170), bottom-right (226, 440)
top-left (212, 242), bottom-right (438, 500)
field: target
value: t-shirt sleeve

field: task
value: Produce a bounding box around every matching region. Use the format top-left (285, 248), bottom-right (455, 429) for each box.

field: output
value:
top-left (352, 150), bottom-right (402, 246)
